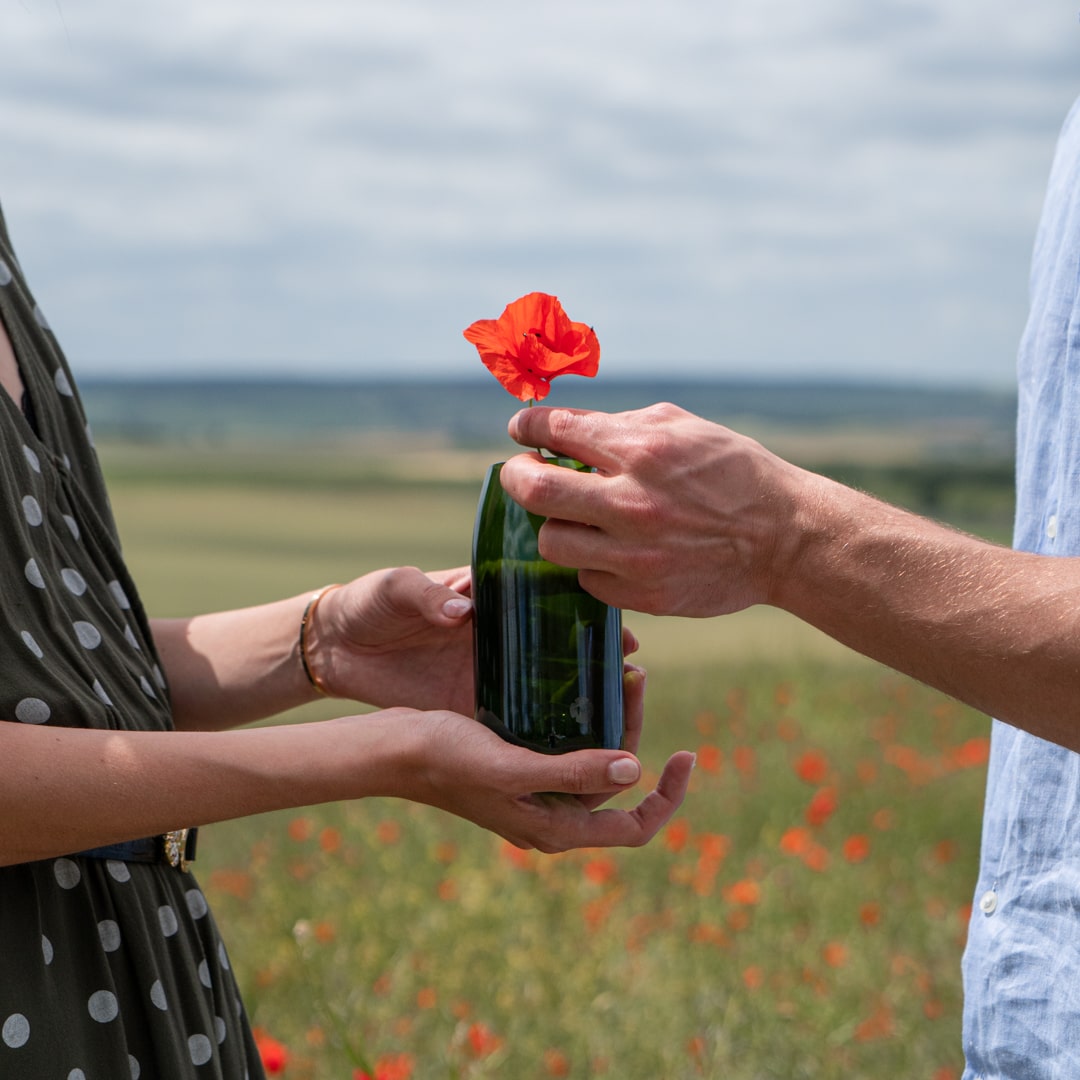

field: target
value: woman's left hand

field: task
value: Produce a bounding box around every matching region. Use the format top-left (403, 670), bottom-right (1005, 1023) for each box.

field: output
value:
top-left (306, 566), bottom-right (477, 713)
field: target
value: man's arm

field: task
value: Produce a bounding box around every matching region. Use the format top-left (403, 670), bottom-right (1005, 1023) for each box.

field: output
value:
top-left (500, 402), bottom-right (1080, 751)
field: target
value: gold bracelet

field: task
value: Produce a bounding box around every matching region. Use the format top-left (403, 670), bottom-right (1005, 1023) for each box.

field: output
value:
top-left (299, 584), bottom-right (343, 696)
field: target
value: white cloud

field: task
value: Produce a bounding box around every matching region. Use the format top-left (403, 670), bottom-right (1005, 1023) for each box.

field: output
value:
top-left (0, 0), bottom-right (1076, 384)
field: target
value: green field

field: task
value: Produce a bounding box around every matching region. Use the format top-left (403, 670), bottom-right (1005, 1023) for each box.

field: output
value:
top-left (101, 440), bottom-right (991, 1080)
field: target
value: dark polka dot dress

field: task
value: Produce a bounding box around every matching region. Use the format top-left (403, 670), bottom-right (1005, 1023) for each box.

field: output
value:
top-left (0, 205), bottom-right (265, 1079)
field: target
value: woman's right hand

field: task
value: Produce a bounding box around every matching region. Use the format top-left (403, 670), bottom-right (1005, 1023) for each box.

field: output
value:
top-left (329, 665), bottom-right (693, 852)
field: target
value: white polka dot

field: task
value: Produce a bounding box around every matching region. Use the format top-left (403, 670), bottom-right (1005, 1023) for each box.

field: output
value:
top-left (158, 905), bottom-right (179, 937)
top-left (150, 980), bottom-right (168, 1011)
top-left (20, 630), bottom-right (43, 659)
top-left (0, 258), bottom-right (11, 286)
top-left (129, 1055), bottom-right (141, 1079)
top-left (22, 495), bottom-right (42, 527)
top-left (218, 941), bottom-right (230, 970)
top-left (63, 514), bottom-right (80, 541)
top-left (87, 990), bottom-right (118, 1023)
top-left (68, 1070), bottom-right (86, 1080)
top-left (22, 444), bottom-right (40, 472)
top-left (92, 680), bottom-right (113, 706)
top-left (15, 697), bottom-right (50, 724)
top-left (106, 859), bottom-right (131, 883)
top-left (109, 580), bottom-right (131, 609)
top-left (42, 935), bottom-right (53, 965)
top-left (214, 1016), bottom-right (227, 1044)
top-left (2, 1013), bottom-right (29, 1048)
top-left (98, 920), bottom-right (121, 952)
top-left (61, 568), bottom-right (87, 596)
top-left (74, 621), bottom-right (102, 649)
top-left (35, 305), bottom-right (52, 333)
top-left (125, 625), bottom-right (142, 651)
top-left (139, 675), bottom-right (156, 699)
top-left (86, 422), bottom-right (95, 447)
top-left (198, 960), bottom-right (212, 988)
top-left (185, 889), bottom-right (209, 920)
top-left (53, 858), bottom-right (81, 889)
top-left (188, 1034), bottom-right (213, 1066)
top-left (24, 558), bottom-right (45, 589)
top-left (153, 665), bottom-right (167, 690)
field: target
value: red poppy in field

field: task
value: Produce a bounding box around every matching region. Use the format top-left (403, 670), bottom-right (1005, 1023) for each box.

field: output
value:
top-left (823, 941), bottom-right (849, 968)
top-left (842, 833), bottom-right (871, 863)
top-left (946, 736), bottom-right (991, 770)
top-left (854, 1000), bottom-right (895, 1042)
top-left (732, 745), bottom-right (756, 777)
top-left (583, 855), bottom-right (619, 886)
top-left (252, 1028), bottom-right (290, 1074)
top-left (795, 749), bottom-right (830, 785)
top-left (697, 744), bottom-right (723, 774)
top-left (934, 839), bottom-right (959, 864)
top-left (724, 878), bottom-right (761, 906)
top-left (463, 292), bottom-right (600, 402)
top-left (664, 818), bottom-right (691, 853)
top-left (544, 1048), bottom-right (571, 1077)
top-left (860, 901), bottom-right (882, 926)
top-left (354, 1053), bottom-right (415, 1080)
top-left (805, 787), bottom-right (838, 828)
top-left (467, 1022), bottom-right (504, 1057)
top-left (779, 826), bottom-right (813, 856)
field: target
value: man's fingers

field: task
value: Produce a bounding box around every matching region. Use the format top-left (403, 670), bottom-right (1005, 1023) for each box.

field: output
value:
top-left (508, 406), bottom-right (600, 462)
top-left (499, 453), bottom-right (607, 527)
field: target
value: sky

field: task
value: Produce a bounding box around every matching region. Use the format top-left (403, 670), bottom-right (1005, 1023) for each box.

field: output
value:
top-left (1, 1), bottom-right (1078, 386)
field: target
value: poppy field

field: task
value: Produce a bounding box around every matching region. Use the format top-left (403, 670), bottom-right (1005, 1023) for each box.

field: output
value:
top-left (104, 443), bottom-right (992, 1080)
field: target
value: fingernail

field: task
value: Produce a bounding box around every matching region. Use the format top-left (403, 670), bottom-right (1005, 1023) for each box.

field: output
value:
top-left (442, 597), bottom-right (473, 618)
top-left (608, 757), bottom-right (640, 785)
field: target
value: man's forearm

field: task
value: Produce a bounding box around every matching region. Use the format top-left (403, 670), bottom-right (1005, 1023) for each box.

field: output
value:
top-left (777, 472), bottom-right (1080, 748)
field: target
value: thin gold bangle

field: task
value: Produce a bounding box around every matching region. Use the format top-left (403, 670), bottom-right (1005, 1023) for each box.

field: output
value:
top-left (299, 584), bottom-right (343, 696)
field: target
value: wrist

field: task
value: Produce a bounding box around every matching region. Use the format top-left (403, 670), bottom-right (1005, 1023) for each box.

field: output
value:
top-left (298, 584), bottom-right (344, 699)
top-left (763, 465), bottom-right (858, 613)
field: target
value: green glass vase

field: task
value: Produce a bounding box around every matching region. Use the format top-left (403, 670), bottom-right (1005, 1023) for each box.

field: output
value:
top-left (471, 459), bottom-right (624, 753)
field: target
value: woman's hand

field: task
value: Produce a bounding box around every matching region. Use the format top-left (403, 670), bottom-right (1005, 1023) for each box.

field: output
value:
top-left (307, 566), bottom-right (641, 716)
top-left (308, 566), bottom-right (476, 713)
top-left (332, 667), bottom-right (694, 851)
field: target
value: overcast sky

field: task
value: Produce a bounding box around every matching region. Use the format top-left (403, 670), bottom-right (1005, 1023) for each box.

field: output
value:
top-left (1, 1), bottom-right (1078, 386)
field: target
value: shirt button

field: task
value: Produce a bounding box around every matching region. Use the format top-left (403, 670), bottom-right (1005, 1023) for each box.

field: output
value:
top-left (979, 889), bottom-right (998, 915)
top-left (1047, 514), bottom-right (1058, 540)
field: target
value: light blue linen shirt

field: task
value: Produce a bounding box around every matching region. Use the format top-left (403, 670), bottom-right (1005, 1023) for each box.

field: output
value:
top-left (961, 95), bottom-right (1080, 1079)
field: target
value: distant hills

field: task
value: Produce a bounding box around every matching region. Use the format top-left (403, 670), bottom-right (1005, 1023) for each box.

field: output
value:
top-left (81, 377), bottom-right (1017, 460)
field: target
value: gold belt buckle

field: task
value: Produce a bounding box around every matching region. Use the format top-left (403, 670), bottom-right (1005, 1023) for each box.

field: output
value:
top-left (163, 828), bottom-right (192, 872)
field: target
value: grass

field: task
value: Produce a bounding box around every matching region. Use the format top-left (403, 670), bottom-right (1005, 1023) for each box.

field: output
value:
top-left (100, 441), bottom-right (990, 1080)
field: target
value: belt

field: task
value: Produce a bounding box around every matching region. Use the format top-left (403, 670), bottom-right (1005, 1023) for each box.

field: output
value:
top-left (76, 828), bottom-right (198, 872)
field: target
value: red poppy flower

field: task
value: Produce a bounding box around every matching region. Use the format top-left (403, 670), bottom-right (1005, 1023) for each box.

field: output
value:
top-left (794, 749), bottom-right (830, 786)
top-left (252, 1028), bottom-right (290, 1074)
top-left (463, 292), bottom-right (600, 402)
top-left (805, 786), bottom-right (838, 828)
